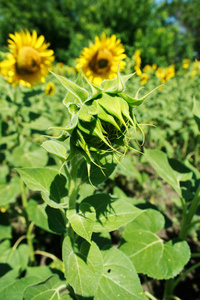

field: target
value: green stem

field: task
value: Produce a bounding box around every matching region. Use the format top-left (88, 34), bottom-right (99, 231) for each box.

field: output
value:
top-left (7, 235), bottom-right (27, 262)
top-left (20, 178), bottom-right (36, 265)
top-left (191, 253), bottom-right (200, 258)
top-left (35, 250), bottom-right (63, 264)
top-left (179, 183), bottom-right (200, 240)
top-left (67, 155), bottom-right (84, 242)
top-left (172, 262), bottom-right (200, 290)
top-left (162, 279), bottom-right (174, 300)
top-left (68, 155), bottom-right (84, 209)
top-left (27, 222), bottom-right (36, 265)
top-left (145, 291), bottom-right (158, 300)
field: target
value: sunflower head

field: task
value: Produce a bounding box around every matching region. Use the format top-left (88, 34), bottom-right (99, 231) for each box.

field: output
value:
top-left (45, 81), bottom-right (55, 96)
top-left (76, 33), bottom-right (126, 86)
top-left (51, 68), bottom-right (157, 179)
top-left (0, 29), bottom-right (54, 87)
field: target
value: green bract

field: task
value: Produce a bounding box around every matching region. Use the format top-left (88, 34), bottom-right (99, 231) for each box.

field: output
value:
top-left (52, 69), bottom-right (154, 176)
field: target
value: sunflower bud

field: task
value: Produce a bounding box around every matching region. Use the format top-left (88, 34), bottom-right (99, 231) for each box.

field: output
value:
top-left (52, 69), bottom-right (155, 176)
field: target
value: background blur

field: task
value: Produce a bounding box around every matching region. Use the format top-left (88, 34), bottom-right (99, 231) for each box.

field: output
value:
top-left (0, 0), bottom-right (199, 66)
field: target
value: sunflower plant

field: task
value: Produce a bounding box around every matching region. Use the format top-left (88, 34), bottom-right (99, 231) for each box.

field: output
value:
top-left (13, 68), bottom-right (194, 299)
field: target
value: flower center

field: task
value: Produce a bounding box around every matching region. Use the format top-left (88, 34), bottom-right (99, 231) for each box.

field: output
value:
top-left (16, 46), bottom-right (41, 74)
top-left (89, 48), bottom-right (113, 74)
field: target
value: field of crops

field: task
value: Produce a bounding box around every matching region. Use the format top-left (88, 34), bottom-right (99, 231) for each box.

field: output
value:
top-left (0, 28), bottom-right (200, 300)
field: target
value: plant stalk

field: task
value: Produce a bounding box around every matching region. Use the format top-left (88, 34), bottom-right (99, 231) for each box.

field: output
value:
top-left (20, 178), bottom-right (36, 265)
top-left (179, 183), bottom-right (200, 240)
top-left (66, 155), bottom-right (83, 243)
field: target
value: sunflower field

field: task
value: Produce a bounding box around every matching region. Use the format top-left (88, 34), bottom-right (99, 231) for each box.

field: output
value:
top-left (0, 1), bottom-right (200, 300)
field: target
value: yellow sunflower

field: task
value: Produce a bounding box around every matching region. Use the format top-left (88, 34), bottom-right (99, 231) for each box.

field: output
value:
top-left (0, 29), bottom-right (54, 87)
top-left (45, 81), bottom-right (55, 96)
top-left (76, 33), bottom-right (126, 86)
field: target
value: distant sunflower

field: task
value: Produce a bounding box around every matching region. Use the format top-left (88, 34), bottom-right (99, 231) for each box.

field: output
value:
top-left (0, 29), bottom-right (54, 87)
top-left (76, 33), bottom-right (126, 86)
top-left (45, 81), bottom-right (55, 96)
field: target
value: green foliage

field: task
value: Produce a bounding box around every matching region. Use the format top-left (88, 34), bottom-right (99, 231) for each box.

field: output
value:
top-left (0, 0), bottom-right (195, 64)
top-left (167, 0), bottom-right (200, 60)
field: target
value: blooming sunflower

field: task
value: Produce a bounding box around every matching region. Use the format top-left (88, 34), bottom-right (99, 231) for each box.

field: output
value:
top-left (45, 81), bottom-right (55, 96)
top-left (0, 29), bottom-right (54, 87)
top-left (76, 33), bottom-right (126, 86)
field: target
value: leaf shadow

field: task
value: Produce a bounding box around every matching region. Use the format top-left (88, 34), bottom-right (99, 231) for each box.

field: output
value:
top-left (0, 263), bottom-right (12, 277)
top-left (81, 193), bottom-right (116, 225)
top-left (49, 174), bottom-right (68, 204)
top-left (169, 158), bottom-right (200, 201)
top-left (45, 205), bottom-right (66, 234)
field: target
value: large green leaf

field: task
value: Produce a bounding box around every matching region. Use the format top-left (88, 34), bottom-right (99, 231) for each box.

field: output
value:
top-left (0, 243), bottom-right (29, 271)
top-left (144, 148), bottom-right (181, 196)
top-left (12, 146), bottom-right (48, 167)
top-left (23, 274), bottom-right (68, 300)
top-left (26, 200), bottom-right (66, 234)
top-left (0, 267), bottom-right (20, 293)
top-left (95, 247), bottom-right (146, 300)
top-left (17, 168), bottom-right (68, 209)
top-left (62, 236), bottom-right (103, 297)
top-left (67, 203), bottom-right (96, 242)
top-left (120, 209), bottom-right (191, 279)
top-left (81, 193), bottom-right (142, 232)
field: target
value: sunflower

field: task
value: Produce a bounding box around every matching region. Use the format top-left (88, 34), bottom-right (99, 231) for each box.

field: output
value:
top-left (45, 81), bottom-right (55, 96)
top-left (76, 33), bottom-right (126, 86)
top-left (0, 29), bottom-right (54, 87)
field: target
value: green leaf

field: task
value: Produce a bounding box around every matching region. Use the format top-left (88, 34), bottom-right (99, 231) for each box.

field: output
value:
top-left (0, 176), bottom-right (21, 206)
top-left (144, 148), bottom-right (181, 196)
top-left (23, 274), bottom-right (67, 300)
top-left (0, 165), bottom-right (9, 184)
top-left (0, 212), bottom-right (12, 239)
top-left (81, 70), bottom-right (102, 98)
top-left (0, 267), bottom-right (20, 293)
top-left (12, 146), bottom-right (48, 167)
top-left (62, 237), bottom-right (103, 297)
top-left (17, 168), bottom-right (68, 209)
top-left (79, 152), bottom-right (117, 186)
top-left (120, 210), bottom-right (191, 279)
top-left (41, 140), bottom-right (67, 160)
top-left (52, 72), bottom-right (88, 104)
top-left (95, 247), bottom-right (146, 299)
top-left (114, 156), bottom-right (142, 183)
top-left (67, 203), bottom-right (96, 242)
top-left (81, 193), bottom-right (142, 232)
top-left (26, 266), bottom-right (58, 280)
top-left (26, 200), bottom-right (66, 234)
top-left (0, 276), bottom-right (41, 300)
top-left (0, 244), bottom-right (29, 271)
top-left (23, 116), bottom-right (53, 131)
top-left (100, 73), bottom-right (134, 92)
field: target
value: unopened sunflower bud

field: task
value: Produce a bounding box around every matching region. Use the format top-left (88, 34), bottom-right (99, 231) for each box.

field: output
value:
top-left (52, 69), bottom-right (156, 176)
